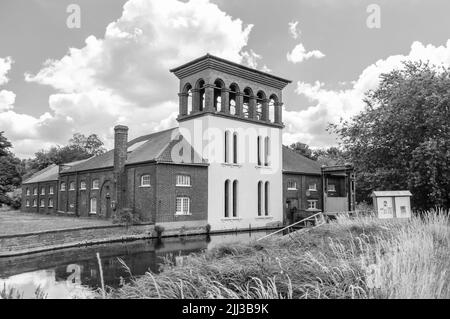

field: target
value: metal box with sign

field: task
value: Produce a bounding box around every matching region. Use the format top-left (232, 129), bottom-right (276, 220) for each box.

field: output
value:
top-left (371, 191), bottom-right (412, 219)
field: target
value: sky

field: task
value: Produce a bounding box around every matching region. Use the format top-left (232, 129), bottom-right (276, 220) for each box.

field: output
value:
top-left (1, 0), bottom-right (450, 158)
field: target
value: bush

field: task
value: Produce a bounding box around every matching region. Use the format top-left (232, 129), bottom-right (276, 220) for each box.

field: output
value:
top-left (112, 208), bottom-right (141, 227)
top-left (154, 225), bottom-right (165, 238)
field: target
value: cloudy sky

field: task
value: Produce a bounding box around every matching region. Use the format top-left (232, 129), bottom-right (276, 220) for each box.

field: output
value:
top-left (1, 0), bottom-right (450, 158)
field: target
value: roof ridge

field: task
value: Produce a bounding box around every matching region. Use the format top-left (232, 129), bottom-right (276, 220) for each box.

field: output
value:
top-left (23, 164), bottom-right (57, 183)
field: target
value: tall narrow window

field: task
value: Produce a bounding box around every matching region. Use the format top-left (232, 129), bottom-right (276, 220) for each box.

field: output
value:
top-left (257, 136), bottom-right (262, 166)
top-left (32, 199), bottom-right (37, 207)
top-left (264, 182), bottom-right (270, 216)
top-left (233, 133), bottom-right (238, 164)
top-left (90, 197), bottom-right (97, 214)
top-left (232, 180), bottom-right (238, 217)
top-left (264, 137), bottom-right (270, 166)
top-left (224, 180), bottom-right (230, 217)
top-left (33, 188), bottom-right (37, 195)
top-left (49, 186), bottom-right (54, 194)
top-left (257, 181), bottom-right (262, 216)
top-left (48, 198), bottom-right (54, 208)
top-left (40, 188), bottom-right (45, 195)
top-left (26, 188), bottom-right (30, 196)
top-left (40, 199), bottom-right (45, 207)
top-left (224, 131), bottom-right (230, 163)
top-left (26, 199), bottom-right (30, 207)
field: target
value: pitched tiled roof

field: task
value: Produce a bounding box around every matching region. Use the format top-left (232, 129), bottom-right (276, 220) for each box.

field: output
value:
top-left (282, 145), bottom-right (322, 175)
top-left (22, 164), bottom-right (60, 184)
top-left (62, 128), bottom-right (206, 173)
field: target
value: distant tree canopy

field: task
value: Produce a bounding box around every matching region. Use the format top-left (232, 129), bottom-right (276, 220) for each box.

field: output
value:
top-left (331, 61), bottom-right (450, 210)
top-left (0, 132), bottom-right (22, 204)
top-left (25, 133), bottom-right (106, 179)
top-left (289, 142), bottom-right (347, 166)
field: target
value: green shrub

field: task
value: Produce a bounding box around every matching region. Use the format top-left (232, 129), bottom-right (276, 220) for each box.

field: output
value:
top-left (112, 208), bottom-right (141, 227)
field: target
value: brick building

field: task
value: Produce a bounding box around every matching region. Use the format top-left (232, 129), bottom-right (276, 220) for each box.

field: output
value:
top-left (22, 54), bottom-right (355, 230)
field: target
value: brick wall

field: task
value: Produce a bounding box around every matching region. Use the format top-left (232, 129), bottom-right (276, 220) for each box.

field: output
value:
top-left (22, 181), bottom-right (58, 214)
top-left (282, 173), bottom-right (323, 224)
top-left (155, 163), bottom-right (208, 223)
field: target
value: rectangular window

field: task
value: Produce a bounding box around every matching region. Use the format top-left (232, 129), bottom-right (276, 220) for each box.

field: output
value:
top-left (49, 186), bottom-right (54, 194)
top-left (176, 197), bottom-right (190, 215)
top-left (80, 181), bottom-right (86, 190)
top-left (264, 137), bottom-right (270, 166)
top-left (287, 180), bottom-right (297, 190)
top-left (307, 200), bottom-right (318, 210)
top-left (176, 175), bottom-right (191, 187)
top-left (40, 188), bottom-right (45, 195)
top-left (48, 199), bottom-right (54, 208)
top-left (90, 198), bottom-right (97, 214)
top-left (92, 179), bottom-right (99, 190)
top-left (308, 183), bottom-right (317, 191)
top-left (328, 184), bottom-right (336, 192)
top-left (140, 175), bottom-right (151, 187)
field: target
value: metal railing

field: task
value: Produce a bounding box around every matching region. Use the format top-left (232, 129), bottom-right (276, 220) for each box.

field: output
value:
top-left (257, 212), bottom-right (325, 241)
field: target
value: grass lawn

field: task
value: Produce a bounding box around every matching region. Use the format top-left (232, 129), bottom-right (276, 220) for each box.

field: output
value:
top-left (108, 209), bottom-right (450, 299)
top-left (0, 208), bottom-right (112, 237)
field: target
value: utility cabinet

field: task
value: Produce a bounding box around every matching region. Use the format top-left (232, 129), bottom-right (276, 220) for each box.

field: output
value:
top-left (371, 191), bottom-right (412, 219)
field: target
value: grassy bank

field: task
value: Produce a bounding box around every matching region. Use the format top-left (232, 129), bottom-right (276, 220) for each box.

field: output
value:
top-left (107, 209), bottom-right (450, 299)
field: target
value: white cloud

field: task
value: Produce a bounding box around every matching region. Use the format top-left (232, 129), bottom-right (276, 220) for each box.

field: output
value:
top-left (4, 0), bottom-right (265, 158)
top-left (0, 57), bottom-right (15, 112)
top-left (287, 43), bottom-right (325, 64)
top-left (288, 21), bottom-right (300, 39)
top-left (0, 56), bottom-right (13, 85)
top-left (284, 40), bottom-right (450, 148)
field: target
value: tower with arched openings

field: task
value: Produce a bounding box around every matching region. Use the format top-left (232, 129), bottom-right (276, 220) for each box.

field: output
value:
top-left (171, 54), bottom-right (291, 231)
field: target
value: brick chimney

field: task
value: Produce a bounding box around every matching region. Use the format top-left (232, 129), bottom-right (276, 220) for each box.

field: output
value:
top-left (113, 125), bottom-right (128, 212)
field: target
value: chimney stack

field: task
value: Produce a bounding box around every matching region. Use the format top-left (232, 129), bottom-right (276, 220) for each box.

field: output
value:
top-left (113, 125), bottom-right (128, 212)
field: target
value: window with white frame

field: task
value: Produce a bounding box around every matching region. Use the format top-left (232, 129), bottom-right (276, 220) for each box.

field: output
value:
top-left (90, 197), bottom-right (97, 214)
top-left (328, 184), bottom-right (336, 192)
top-left (33, 188), bottom-right (37, 195)
top-left (307, 200), bottom-right (318, 210)
top-left (26, 199), bottom-right (30, 207)
top-left (69, 181), bottom-right (75, 191)
top-left (176, 197), bottom-right (190, 215)
top-left (140, 175), bottom-right (151, 187)
top-left (287, 180), bottom-right (297, 190)
top-left (40, 188), bottom-right (45, 195)
top-left (308, 183), bottom-right (317, 191)
top-left (48, 198), bottom-right (54, 208)
top-left (60, 182), bottom-right (66, 191)
top-left (176, 175), bottom-right (191, 187)
top-left (264, 136), bottom-right (270, 166)
top-left (40, 199), bottom-right (45, 207)
top-left (49, 186), bottom-right (54, 194)
top-left (80, 181), bottom-right (86, 190)
top-left (32, 199), bottom-right (37, 207)
top-left (26, 188), bottom-right (30, 196)
top-left (92, 179), bottom-right (99, 189)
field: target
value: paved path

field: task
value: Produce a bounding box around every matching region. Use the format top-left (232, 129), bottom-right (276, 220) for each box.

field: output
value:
top-left (0, 209), bottom-right (112, 237)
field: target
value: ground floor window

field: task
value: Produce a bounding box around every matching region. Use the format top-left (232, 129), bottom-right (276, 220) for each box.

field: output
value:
top-left (90, 197), bottom-right (97, 214)
top-left (26, 199), bottom-right (30, 207)
top-left (32, 199), bottom-right (37, 207)
top-left (307, 200), bottom-right (318, 210)
top-left (176, 197), bottom-right (190, 215)
top-left (48, 198), bottom-right (54, 208)
top-left (40, 199), bottom-right (45, 207)
top-left (264, 182), bottom-right (270, 216)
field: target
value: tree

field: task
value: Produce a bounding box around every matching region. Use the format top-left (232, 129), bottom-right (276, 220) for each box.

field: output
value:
top-left (313, 147), bottom-right (348, 166)
top-left (289, 142), bottom-right (317, 160)
top-left (331, 61), bottom-right (450, 209)
top-left (0, 132), bottom-right (22, 205)
top-left (28, 133), bottom-right (106, 173)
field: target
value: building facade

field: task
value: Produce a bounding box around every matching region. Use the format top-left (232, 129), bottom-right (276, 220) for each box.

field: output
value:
top-left (21, 54), bottom-right (355, 231)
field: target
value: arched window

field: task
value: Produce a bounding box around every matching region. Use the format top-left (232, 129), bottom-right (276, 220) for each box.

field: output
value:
top-left (229, 83), bottom-right (239, 115)
top-left (233, 133), bottom-right (238, 164)
top-left (214, 79), bottom-right (225, 111)
top-left (26, 188), bottom-right (30, 196)
top-left (257, 181), bottom-right (263, 216)
top-left (256, 91), bottom-right (266, 120)
top-left (224, 131), bottom-right (230, 163)
top-left (264, 182), bottom-right (270, 216)
top-left (187, 87), bottom-right (193, 114)
top-left (195, 79), bottom-right (205, 112)
top-left (60, 182), bottom-right (66, 191)
top-left (92, 179), bottom-right (99, 190)
top-left (232, 180), bottom-right (238, 217)
top-left (224, 180), bottom-right (230, 218)
top-left (264, 137), bottom-right (270, 166)
top-left (243, 87), bottom-right (253, 118)
top-left (257, 136), bottom-right (262, 166)
top-left (90, 197), bottom-right (97, 214)
top-left (69, 181), bottom-right (75, 191)
top-left (40, 199), bottom-right (45, 207)
top-left (269, 94), bottom-right (279, 123)
top-left (48, 198), bottom-right (54, 208)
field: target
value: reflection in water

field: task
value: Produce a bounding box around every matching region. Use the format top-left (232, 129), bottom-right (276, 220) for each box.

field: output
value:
top-left (0, 230), bottom-right (276, 299)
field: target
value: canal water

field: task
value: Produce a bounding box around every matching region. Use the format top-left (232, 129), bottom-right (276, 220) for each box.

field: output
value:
top-left (0, 230), bottom-right (277, 299)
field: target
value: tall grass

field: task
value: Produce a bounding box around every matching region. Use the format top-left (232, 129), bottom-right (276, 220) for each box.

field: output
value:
top-left (108, 209), bottom-right (450, 299)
